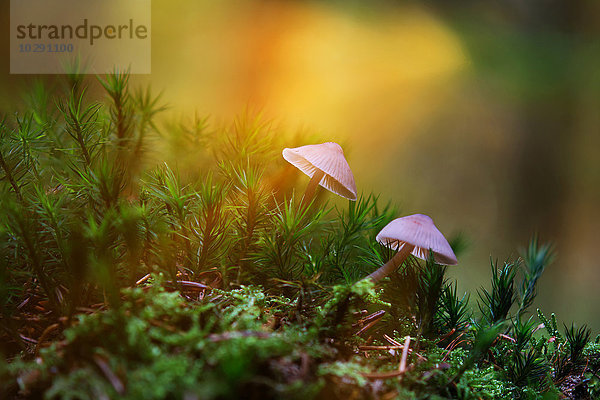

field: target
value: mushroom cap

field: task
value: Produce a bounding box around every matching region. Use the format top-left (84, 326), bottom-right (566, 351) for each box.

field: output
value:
top-left (282, 142), bottom-right (357, 201)
top-left (376, 214), bottom-right (458, 265)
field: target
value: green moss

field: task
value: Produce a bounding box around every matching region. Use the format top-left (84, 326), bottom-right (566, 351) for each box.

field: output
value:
top-left (318, 359), bottom-right (370, 387)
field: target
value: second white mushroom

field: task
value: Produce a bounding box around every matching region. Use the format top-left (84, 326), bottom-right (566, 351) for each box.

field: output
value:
top-left (367, 214), bottom-right (457, 282)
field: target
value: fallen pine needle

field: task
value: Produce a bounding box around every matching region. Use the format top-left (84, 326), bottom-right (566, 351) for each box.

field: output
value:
top-left (35, 323), bottom-right (60, 356)
top-left (384, 334), bottom-right (402, 346)
top-left (136, 274), bottom-right (151, 285)
top-left (358, 345), bottom-right (427, 361)
top-left (93, 354), bottom-right (125, 395)
top-left (360, 370), bottom-right (405, 380)
top-left (399, 336), bottom-right (410, 372)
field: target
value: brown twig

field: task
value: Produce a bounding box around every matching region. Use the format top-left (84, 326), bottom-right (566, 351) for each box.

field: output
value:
top-left (93, 354), bottom-right (125, 395)
top-left (354, 317), bottom-right (384, 336)
top-left (35, 323), bottom-right (60, 356)
top-left (19, 334), bottom-right (38, 344)
top-left (399, 336), bottom-right (411, 373)
top-left (359, 345), bottom-right (403, 350)
top-left (384, 334), bottom-right (402, 347)
top-left (441, 331), bottom-right (467, 361)
top-left (165, 280), bottom-right (211, 291)
top-left (196, 269), bottom-right (223, 288)
top-left (436, 328), bottom-right (456, 343)
top-left (17, 297), bottom-right (31, 310)
top-left (498, 333), bottom-right (516, 343)
top-left (352, 310), bottom-right (386, 327)
top-left (357, 345), bottom-right (427, 361)
top-left (360, 370), bottom-right (406, 380)
top-left (136, 274), bottom-right (151, 285)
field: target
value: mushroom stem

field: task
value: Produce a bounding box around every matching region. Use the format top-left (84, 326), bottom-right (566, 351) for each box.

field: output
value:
top-left (300, 169), bottom-right (325, 209)
top-left (366, 244), bottom-right (415, 283)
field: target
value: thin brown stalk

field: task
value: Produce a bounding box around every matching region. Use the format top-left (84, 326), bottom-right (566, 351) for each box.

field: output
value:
top-left (399, 336), bottom-right (411, 372)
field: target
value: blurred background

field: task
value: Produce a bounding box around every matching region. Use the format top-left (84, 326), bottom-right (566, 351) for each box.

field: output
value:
top-left (1, 0), bottom-right (599, 328)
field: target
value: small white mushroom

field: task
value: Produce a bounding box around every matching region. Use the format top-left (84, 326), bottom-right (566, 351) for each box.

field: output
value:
top-left (282, 142), bottom-right (357, 206)
top-left (367, 214), bottom-right (457, 282)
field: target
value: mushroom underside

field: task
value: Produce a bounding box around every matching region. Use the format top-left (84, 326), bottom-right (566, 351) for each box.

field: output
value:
top-left (283, 148), bottom-right (357, 200)
top-left (378, 239), bottom-right (456, 266)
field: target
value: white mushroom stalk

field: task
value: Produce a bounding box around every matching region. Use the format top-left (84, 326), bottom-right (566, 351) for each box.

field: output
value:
top-left (282, 142), bottom-right (357, 208)
top-left (301, 169), bottom-right (326, 208)
top-left (366, 214), bottom-right (457, 283)
top-left (367, 242), bottom-right (416, 283)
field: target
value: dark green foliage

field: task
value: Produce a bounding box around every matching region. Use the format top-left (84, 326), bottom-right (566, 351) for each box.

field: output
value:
top-left (512, 317), bottom-right (537, 352)
top-left (226, 163), bottom-right (270, 282)
top-left (518, 237), bottom-right (554, 317)
top-left (0, 118), bottom-right (28, 202)
top-left (449, 323), bottom-right (504, 387)
top-left (193, 175), bottom-right (230, 274)
top-left (377, 256), bottom-right (421, 333)
top-left (564, 323), bottom-right (591, 365)
top-left (415, 254), bottom-right (447, 337)
top-left (253, 196), bottom-right (323, 284)
top-left (537, 309), bottom-right (562, 340)
top-left (316, 194), bottom-right (393, 284)
top-left (131, 85), bottom-right (166, 160)
top-left (436, 281), bottom-right (471, 335)
top-left (57, 89), bottom-right (102, 168)
top-left (494, 318), bottom-right (552, 392)
top-left (504, 348), bottom-right (550, 390)
top-left (98, 71), bottom-right (134, 144)
top-left (478, 259), bottom-right (518, 325)
top-left (3, 199), bottom-right (59, 312)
